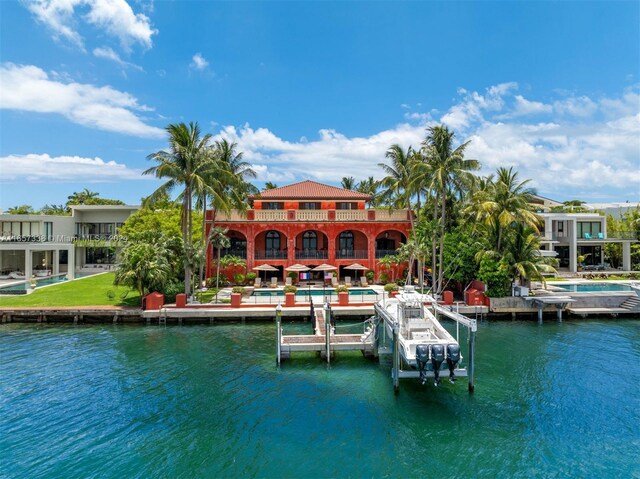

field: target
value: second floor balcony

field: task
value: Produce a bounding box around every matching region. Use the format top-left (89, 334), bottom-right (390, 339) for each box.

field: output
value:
top-left (215, 208), bottom-right (411, 223)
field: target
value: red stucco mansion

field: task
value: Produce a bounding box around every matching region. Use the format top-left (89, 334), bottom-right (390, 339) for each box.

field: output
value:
top-left (205, 180), bottom-right (412, 281)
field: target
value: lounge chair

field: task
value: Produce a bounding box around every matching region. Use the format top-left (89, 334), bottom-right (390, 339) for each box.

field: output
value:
top-left (360, 276), bottom-right (368, 287)
top-left (331, 276), bottom-right (338, 287)
top-left (254, 277), bottom-right (262, 288)
top-left (597, 232), bottom-right (604, 239)
top-left (344, 276), bottom-right (352, 287)
top-left (583, 233), bottom-right (592, 239)
top-left (270, 277), bottom-right (278, 288)
top-left (285, 277), bottom-right (292, 286)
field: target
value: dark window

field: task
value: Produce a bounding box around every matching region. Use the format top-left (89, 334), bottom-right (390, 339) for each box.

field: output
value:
top-left (299, 202), bottom-right (320, 210)
top-left (263, 202), bottom-right (283, 210)
top-left (266, 231), bottom-right (280, 251)
top-left (339, 231), bottom-right (354, 251)
top-left (336, 202), bottom-right (357, 210)
top-left (303, 231), bottom-right (317, 250)
top-left (558, 222), bottom-right (564, 233)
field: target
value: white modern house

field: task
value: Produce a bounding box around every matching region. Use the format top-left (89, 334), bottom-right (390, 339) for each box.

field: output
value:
top-left (538, 212), bottom-right (636, 272)
top-left (0, 205), bottom-right (139, 280)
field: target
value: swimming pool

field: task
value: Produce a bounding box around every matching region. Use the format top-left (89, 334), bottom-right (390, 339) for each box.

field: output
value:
top-left (252, 288), bottom-right (378, 297)
top-left (0, 274), bottom-right (69, 294)
top-left (556, 283), bottom-right (633, 293)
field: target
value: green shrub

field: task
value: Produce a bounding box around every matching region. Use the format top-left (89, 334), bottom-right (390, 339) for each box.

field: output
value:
top-left (384, 283), bottom-right (399, 292)
top-left (287, 271), bottom-right (298, 284)
top-left (335, 285), bottom-right (348, 293)
top-left (206, 274), bottom-right (227, 288)
top-left (232, 286), bottom-right (246, 294)
top-left (246, 272), bottom-right (257, 283)
top-left (283, 285), bottom-right (297, 294)
top-left (478, 257), bottom-right (511, 298)
top-left (379, 272), bottom-right (390, 284)
top-left (233, 273), bottom-right (246, 285)
top-left (162, 280), bottom-right (184, 303)
top-left (365, 270), bottom-right (374, 282)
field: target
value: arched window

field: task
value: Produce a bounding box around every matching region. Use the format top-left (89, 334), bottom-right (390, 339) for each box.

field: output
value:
top-left (339, 231), bottom-right (354, 252)
top-left (302, 231), bottom-right (317, 251)
top-left (266, 231), bottom-right (280, 251)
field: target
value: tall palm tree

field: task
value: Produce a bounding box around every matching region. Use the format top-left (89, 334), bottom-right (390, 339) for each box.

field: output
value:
top-left (356, 176), bottom-right (381, 207)
top-left (210, 226), bottom-right (231, 302)
top-left (341, 177), bottom-right (356, 190)
top-left (67, 188), bottom-right (99, 205)
top-left (264, 182), bottom-right (278, 190)
top-left (144, 122), bottom-right (214, 296)
top-left (420, 125), bottom-right (479, 294)
top-left (466, 166), bottom-right (541, 254)
top-left (379, 144), bottom-right (418, 228)
top-left (505, 224), bottom-right (557, 288)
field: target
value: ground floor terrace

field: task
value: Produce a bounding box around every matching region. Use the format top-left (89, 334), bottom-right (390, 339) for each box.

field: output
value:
top-left (205, 221), bottom-right (410, 281)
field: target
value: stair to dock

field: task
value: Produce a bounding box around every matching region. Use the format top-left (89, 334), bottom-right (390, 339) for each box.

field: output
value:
top-left (619, 296), bottom-right (640, 311)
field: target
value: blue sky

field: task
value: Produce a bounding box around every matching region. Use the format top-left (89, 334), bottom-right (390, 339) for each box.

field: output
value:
top-left (1, 0), bottom-right (639, 210)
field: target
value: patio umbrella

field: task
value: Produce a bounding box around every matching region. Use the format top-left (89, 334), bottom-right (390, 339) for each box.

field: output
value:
top-left (312, 264), bottom-right (337, 272)
top-left (344, 263), bottom-right (368, 271)
top-left (284, 264), bottom-right (311, 272)
top-left (253, 264), bottom-right (279, 282)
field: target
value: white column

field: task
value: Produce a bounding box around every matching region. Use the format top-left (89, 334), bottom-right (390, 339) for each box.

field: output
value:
top-left (544, 217), bottom-right (552, 240)
top-left (67, 247), bottom-right (75, 279)
top-left (569, 219), bottom-right (577, 273)
top-left (622, 242), bottom-right (631, 271)
top-left (52, 249), bottom-right (59, 275)
top-left (25, 247), bottom-right (33, 278)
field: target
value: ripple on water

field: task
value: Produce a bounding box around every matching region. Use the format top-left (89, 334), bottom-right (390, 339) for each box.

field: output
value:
top-left (1, 320), bottom-right (639, 478)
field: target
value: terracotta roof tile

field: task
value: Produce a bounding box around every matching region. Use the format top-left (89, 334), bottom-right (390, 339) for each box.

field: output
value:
top-left (252, 180), bottom-right (371, 200)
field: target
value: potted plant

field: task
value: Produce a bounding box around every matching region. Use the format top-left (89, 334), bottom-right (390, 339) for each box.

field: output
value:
top-left (283, 285), bottom-right (297, 307)
top-left (365, 270), bottom-right (375, 284)
top-left (335, 285), bottom-right (349, 306)
top-left (287, 271), bottom-right (298, 285)
top-left (230, 286), bottom-right (245, 308)
top-left (384, 283), bottom-right (399, 298)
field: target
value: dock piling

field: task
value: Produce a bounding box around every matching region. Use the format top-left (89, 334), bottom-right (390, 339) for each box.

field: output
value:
top-left (468, 327), bottom-right (476, 393)
top-left (325, 303), bottom-right (331, 364)
top-left (276, 303), bottom-right (282, 366)
top-left (392, 322), bottom-right (400, 393)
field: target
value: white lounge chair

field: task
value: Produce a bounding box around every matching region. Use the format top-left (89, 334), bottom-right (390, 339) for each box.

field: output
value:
top-left (360, 276), bottom-right (368, 287)
top-left (344, 276), bottom-right (352, 287)
top-left (331, 276), bottom-right (338, 286)
top-left (254, 277), bottom-right (262, 288)
top-left (270, 277), bottom-right (278, 288)
top-left (285, 277), bottom-right (292, 286)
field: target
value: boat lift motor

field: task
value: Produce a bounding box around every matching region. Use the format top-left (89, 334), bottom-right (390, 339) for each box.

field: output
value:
top-left (446, 344), bottom-right (461, 383)
top-left (415, 344), bottom-right (430, 385)
top-left (430, 344), bottom-right (445, 386)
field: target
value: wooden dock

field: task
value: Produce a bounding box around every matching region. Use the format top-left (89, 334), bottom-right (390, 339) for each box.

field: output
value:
top-left (278, 305), bottom-right (376, 361)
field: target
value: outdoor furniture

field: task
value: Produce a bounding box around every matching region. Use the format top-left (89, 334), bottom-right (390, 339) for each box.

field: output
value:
top-left (360, 276), bottom-right (368, 287)
top-left (344, 276), bottom-right (352, 287)
top-left (270, 277), bottom-right (278, 288)
top-left (285, 277), bottom-right (292, 286)
top-left (584, 233), bottom-right (592, 239)
top-left (331, 276), bottom-right (338, 286)
top-left (597, 233), bottom-right (604, 239)
top-left (254, 277), bottom-right (262, 288)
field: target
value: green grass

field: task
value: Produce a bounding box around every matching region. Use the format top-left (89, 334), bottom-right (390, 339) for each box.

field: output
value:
top-left (0, 273), bottom-right (140, 308)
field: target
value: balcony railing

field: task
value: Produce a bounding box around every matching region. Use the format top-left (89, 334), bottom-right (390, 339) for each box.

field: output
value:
top-left (295, 250), bottom-right (329, 260)
top-left (335, 249), bottom-right (368, 259)
top-left (255, 250), bottom-right (288, 260)
top-left (375, 249), bottom-right (399, 259)
top-left (221, 250), bottom-right (247, 259)
top-left (214, 209), bottom-right (410, 222)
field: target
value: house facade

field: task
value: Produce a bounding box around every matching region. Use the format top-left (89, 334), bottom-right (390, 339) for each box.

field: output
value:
top-left (538, 212), bottom-right (636, 272)
top-left (0, 205), bottom-right (139, 279)
top-left (205, 180), bottom-right (412, 281)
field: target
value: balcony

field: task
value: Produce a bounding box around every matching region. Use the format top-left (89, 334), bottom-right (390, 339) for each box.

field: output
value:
top-left (295, 250), bottom-right (328, 260)
top-left (375, 249), bottom-right (399, 259)
top-left (221, 250), bottom-right (247, 259)
top-left (335, 249), bottom-right (368, 259)
top-left (255, 250), bottom-right (288, 260)
top-left (214, 209), bottom-right (410, 222)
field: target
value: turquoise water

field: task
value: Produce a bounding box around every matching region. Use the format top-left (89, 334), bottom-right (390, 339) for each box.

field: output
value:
top-left (1, 319), bottom-right (639, 478)
top-left (253, 287), bottom-right (377, 297)
top-left (556, 283), bottom-right (632, 293)
top-left (0, 274), bottom-right (68, 293)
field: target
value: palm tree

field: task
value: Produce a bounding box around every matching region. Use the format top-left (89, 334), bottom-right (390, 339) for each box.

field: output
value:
top-left (466, 166), bottom-right (541, 254)
top-left (264, 182), bottom-right (278, 190)
top-left (144, 122), bottom-right (214, 296)
top-left (210, 226), bottom-right (231, 302)
top-left (420, 125), bottom-right (479, 294)
top-left (505, 224), bottom-right (557, 288)
top-left (357, 176), bottom-right (381, 207)
top-left (67, 188), bottom-right (99, 205)
top-left (379, 144), bottom-right (418, 228)
top-left (341, 177), bottom-right (356, 190)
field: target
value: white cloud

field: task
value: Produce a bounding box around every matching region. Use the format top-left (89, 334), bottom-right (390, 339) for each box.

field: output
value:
top-left (0, 63), bottom-right (164, 138)
top-left (24, 0), bottom-right (156, 51)
top-left (93, 46), bottom-right (143, 71)
top-left (211, 83), bottom-right (639, 201)
top-left (0, 153), bottom-right (148, 183)
top-left (190, 53), bottom-right (210, 71)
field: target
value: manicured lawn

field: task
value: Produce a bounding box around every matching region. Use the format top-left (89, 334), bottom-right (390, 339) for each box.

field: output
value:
top-left (0, 273), bottom-right (140, 308)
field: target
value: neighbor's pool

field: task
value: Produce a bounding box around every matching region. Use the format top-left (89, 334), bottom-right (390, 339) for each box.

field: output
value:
top-left (0, 274), bottom-right (69, 294)
top-left (253, 288), bottom-right (378, 297)
top-left (556, 283), bottom-right (633, 293)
